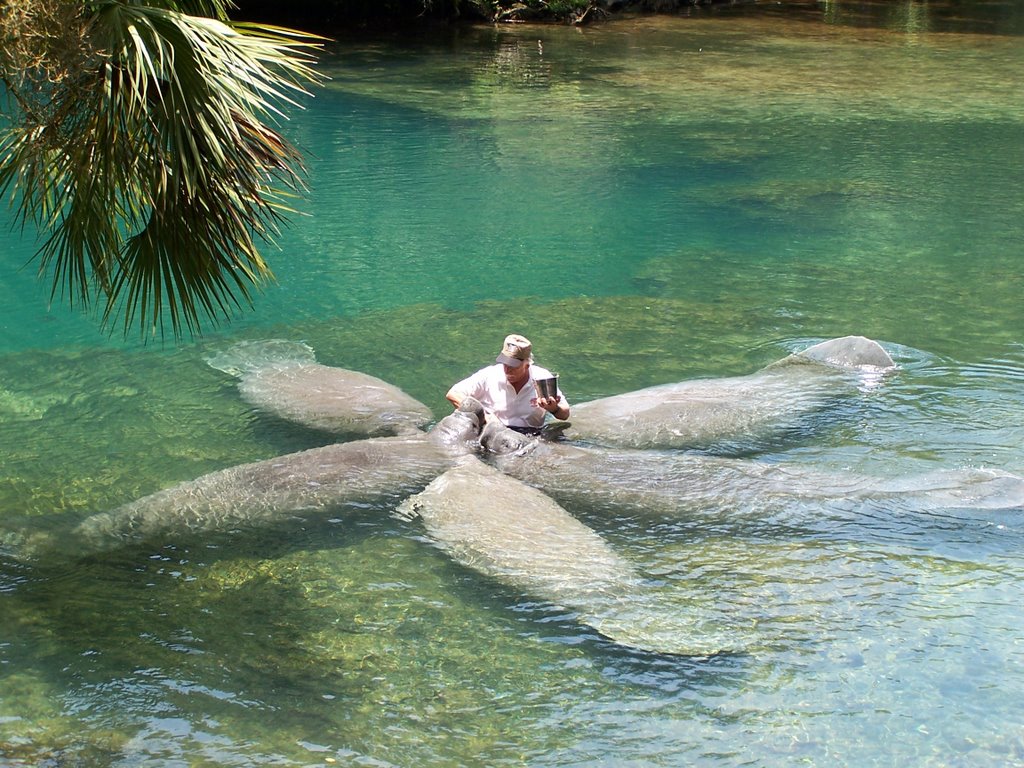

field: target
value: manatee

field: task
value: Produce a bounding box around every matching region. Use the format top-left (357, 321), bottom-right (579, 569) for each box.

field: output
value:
top-left (566, 335), bottom-right (896, 451)
top-left (206, 339), bottom-right (433, 437)
top-left (62, 401), bottom-right (487, 557)
top-left (480, 420), bottom-right (1024, 525)
top-left (398, 455), bottom-right (727, 656)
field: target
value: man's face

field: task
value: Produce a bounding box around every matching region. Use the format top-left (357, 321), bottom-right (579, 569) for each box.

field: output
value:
top-left (503, 361), bottom-right (530, 387)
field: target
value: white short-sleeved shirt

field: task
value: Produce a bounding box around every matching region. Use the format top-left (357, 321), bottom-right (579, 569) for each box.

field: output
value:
top-left (450, 363), bottom-right (569, 428)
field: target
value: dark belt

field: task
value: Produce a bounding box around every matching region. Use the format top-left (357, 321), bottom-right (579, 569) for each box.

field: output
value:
top-left (508, 425), bottom-right (544, 436)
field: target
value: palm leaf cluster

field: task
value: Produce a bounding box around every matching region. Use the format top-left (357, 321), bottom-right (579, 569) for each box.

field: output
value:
top-left (0, 0), bottom-right (322, 338)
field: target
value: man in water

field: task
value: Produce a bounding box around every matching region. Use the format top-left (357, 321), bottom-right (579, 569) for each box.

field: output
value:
top-left (446, 333), bottom-right (569, 433)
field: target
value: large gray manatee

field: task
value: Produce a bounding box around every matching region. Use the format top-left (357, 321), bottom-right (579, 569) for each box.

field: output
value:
top-left (57, 402), bottom-right (487, 557)
top-left (397, 455), bottom-right (727, 656)
top-left (480, 420), bottom-right (1024, 526)
top-left (566, 335), bottom-right (896, 450)
top-left (205, 339), bottom-right (433, 437)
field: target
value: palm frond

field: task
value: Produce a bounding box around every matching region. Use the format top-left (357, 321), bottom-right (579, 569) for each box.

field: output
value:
top-left (0, 0), bottom-right (324, 339)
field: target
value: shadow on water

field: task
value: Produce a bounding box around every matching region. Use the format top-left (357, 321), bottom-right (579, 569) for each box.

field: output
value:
top-left (0, 520), bottom-right (392, 756)
top-left (0, 514), bottom-right (772, 764)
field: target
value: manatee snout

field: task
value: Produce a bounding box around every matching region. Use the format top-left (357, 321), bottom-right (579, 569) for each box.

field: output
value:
top-left (458, 396), bottom-right (486, 428)
top-left (480, 419), bottom-right (536, 455)
top-left (428, 396), bottom-right (490, 449)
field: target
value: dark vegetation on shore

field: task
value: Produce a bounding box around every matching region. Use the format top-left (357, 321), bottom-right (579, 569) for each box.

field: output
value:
top-left (232, 0), bottom-right (1024, 34)
top-left (231, 0), bottom-right (739, 27)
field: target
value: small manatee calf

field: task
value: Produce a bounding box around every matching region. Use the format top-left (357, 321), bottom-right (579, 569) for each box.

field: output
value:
top-left (206, 339), bottom-right (433, 437)
top-left (398, 456), bottom-right (728, 656)
top-left (567, 335), bottom-right (896, 451)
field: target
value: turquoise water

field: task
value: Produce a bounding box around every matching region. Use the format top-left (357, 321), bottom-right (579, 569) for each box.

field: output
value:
top-left (2, 5), bottom-right (1024, 766)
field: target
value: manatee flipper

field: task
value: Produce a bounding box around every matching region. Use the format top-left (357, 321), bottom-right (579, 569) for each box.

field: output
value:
top-left (206, 340), bottom-right (433, 437)
top-left (540, 421), bottom-right (572, 439)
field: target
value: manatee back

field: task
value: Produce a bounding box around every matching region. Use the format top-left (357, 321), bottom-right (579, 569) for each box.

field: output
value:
top-left (398, 457), bottom-right (640, 599)
top-left (398, 457), bottom-right (732, 656)
top-left (207, 340), bottom-right (432, 437)
top-left (73, 436), bottom-right (454, 555)
top-left (567, 336), bottom-right (895, 450)
top-left (238, 364), bottom-right (432, 436)
top-left (567, 374), bottom-right (803, 450)
top-left (787, 335), bottom-right (895, 371)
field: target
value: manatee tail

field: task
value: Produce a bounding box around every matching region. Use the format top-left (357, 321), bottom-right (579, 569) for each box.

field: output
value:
top-left (204, 339), bottom-right (317, 378)
top-left (581, 597), bottom-right (740, 658)
top-left (1, 514), bottom-right (82, 562)
top-left (878, 468), bottom-right (1024, 511)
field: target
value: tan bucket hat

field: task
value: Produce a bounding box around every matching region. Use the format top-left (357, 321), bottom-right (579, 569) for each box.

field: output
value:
top-left (496, 334), bottom-right (533, 367)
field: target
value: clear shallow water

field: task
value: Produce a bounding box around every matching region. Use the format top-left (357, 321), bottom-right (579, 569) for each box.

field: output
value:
top-left (2, 6), bottom-right (1024, 766)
